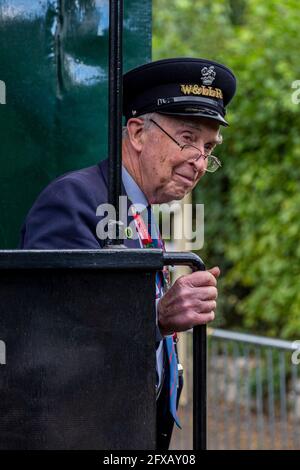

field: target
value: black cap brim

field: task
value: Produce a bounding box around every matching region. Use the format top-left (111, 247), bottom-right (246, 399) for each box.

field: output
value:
top-left (157, 107), bottom-right (228, 126)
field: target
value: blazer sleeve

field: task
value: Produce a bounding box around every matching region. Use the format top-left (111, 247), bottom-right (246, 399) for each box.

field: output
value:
top-left (20, 175), bottom-right (103, 249)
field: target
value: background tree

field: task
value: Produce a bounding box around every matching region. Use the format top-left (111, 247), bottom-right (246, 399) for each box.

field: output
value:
top-left (153, 0), bottom-right (300, 338)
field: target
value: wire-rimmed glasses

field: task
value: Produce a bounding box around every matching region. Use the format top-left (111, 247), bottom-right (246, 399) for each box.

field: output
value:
top-left (150, 118), bottom-right (221, 173)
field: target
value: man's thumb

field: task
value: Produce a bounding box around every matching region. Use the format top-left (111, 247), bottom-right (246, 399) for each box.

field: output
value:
top-left (208, 266), bottom-right (221, 279)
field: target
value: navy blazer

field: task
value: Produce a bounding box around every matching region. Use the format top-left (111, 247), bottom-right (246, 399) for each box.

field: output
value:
top-left (20, 159), bottom-right (140, 250)
top-left (20, 158), bottom-right (181, 448)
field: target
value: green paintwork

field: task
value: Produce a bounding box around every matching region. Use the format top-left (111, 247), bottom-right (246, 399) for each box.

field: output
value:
top-left (0, 0), bottom-right (151, 248)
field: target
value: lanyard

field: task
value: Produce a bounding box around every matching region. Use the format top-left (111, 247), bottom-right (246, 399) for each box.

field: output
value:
top-left (131, 205), bottom-right (171, 291)
top-left (131, 205), bottom-right (155, 248)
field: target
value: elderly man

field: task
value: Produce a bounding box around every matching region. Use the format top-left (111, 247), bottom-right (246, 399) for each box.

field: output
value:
top-left (20, 58), bottom-right (236, 449)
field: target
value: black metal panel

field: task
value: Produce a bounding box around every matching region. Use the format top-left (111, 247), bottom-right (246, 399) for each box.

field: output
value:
top-left (0, 252), bottom-right (159, 450)
top-left (0, 249), bottom-right (164, 271)
top-left (0, 250), bottom-right (207, 450)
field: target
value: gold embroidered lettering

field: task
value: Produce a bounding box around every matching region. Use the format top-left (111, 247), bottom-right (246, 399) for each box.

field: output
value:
top-left (215, 88), bottom-right (223, 99)
top-left (208, 87), bottom-right (216, 97)
top-left (180, 84), bottom-right (193, 95)
top-left (180, 84), bottom-right (223, 99)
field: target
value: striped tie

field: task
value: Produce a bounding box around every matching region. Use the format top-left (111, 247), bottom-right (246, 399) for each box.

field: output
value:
top-left (147, 205), bottom-right (181, 428)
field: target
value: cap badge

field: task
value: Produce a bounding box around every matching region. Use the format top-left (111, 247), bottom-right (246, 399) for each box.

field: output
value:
top-left (201, 66), bottom-right (216, 86)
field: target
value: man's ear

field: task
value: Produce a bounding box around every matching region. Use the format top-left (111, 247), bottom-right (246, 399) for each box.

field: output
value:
top-left (126, 118), bottom-right (146, 152)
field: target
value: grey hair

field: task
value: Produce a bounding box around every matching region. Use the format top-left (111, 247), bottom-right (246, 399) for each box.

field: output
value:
top-left (122, 112), bottom-right (157, 139)
top-left (216, 132), bottom-right (223, 145)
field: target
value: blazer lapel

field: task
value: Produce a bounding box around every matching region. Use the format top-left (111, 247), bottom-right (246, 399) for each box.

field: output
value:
top-left (98, 159), bottom-right (141, 249)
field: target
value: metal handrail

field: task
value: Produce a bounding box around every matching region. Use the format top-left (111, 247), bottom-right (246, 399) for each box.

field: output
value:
top-left (163, 252), bottom-right (206, 450)
top-left (207, 328), bottom-right (299, 351)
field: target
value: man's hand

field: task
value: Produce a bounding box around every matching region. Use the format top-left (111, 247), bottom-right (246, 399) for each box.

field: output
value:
top-left (157, 267), bottom-right (220, 336)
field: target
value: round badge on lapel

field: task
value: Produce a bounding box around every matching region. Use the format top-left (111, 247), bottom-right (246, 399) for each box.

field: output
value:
top-left (125, 226), bottom-right (133, 239)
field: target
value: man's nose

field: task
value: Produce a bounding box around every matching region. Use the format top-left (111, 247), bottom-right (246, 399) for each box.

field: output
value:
top-left (191, 151), bottom-right (207, 173)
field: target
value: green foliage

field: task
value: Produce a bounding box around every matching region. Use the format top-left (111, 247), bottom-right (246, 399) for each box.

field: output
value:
top-left (153, 0), bottom-right (300, 338)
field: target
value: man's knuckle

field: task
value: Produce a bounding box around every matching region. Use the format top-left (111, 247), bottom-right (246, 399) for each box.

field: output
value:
top-left (208, 274), bottom-right (217, 286)
top-left (176, 275), bottom-right (187, 287)
top-left (181, 299), bottom-right (189, 310)
top-left (204, 286), bottom-right (218, 300)
top-left (198, 271), bottom-right (211, 284)
top-left (186, 311), bottom-right (196, 324)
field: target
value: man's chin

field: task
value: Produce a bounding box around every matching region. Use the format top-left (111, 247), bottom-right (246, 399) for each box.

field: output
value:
top-left (166, 189), bottom-right (190, 202)
top-left (174, 183), bottom-right (192, 199)
top-left (154, 185), bottom-right (191, 203)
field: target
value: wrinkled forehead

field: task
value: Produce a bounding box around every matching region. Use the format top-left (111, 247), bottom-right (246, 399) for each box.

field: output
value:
top-left (158, 114), bottom-right (220, 133)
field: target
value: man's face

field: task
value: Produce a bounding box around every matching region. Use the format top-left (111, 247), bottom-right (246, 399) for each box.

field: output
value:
top-left (139, 115), bottom-right (221, 204)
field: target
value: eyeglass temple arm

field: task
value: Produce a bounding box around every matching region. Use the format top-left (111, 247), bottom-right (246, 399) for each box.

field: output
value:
top-left (150, 119), bottom-right (183, 149)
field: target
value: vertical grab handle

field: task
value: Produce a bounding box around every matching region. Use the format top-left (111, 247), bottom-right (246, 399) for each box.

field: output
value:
top-left (107, 0), bottom-right (124, 245)
top-left (163, 252), bottom-right (206, 450)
